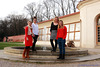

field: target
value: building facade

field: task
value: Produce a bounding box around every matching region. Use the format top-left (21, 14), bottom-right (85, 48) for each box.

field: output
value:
top-left (38, 12), bottom-right (81, 47)
top-left (78, 0), bottom-right (100, 48)
top-left (38, 0), bottom-right (100, 48)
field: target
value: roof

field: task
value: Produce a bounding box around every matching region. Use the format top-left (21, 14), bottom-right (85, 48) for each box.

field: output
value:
top-left (38, 12), bottom-right (80, 24)
top-left (8, 35), bottom-right (25, 37)
top-left (77, 0), bottom-right (93, 10)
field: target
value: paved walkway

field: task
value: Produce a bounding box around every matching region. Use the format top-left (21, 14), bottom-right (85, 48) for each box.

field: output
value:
top-left (0, 58), bottom-right (100, 67)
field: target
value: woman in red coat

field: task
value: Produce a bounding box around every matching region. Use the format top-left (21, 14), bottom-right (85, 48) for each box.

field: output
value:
top-left (56, 20), bottom-right (67, 60)
top-left (23, 21), bottom-right (33, 59)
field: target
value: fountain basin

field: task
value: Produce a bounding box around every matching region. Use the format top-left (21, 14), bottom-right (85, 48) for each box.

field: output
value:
top-left (4, 46), bottom-right (88, 56)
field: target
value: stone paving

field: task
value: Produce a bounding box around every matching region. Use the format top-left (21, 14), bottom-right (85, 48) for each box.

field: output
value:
top-left (0, 58), bottom-right (100, 67)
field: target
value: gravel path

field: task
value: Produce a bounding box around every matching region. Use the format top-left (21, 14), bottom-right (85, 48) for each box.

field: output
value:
top-left (0, 59), bottom-right (100, 67)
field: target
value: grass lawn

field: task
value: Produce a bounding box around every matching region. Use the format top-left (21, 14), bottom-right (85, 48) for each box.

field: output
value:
top-left (0, 42), bottom-right (24, 50)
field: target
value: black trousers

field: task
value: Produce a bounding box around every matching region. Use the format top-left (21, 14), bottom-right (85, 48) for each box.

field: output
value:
top-left (25, 46), bottom-right (30, 49)
top-left (50, 39), bottom-right (57, 51)
top-left (32, 35), bottom-right (38, 51)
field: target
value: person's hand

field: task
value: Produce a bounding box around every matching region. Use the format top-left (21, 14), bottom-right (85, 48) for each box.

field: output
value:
top-left (32, 33), bottom-right (35, 37)
top-left (50, 32), bottom-right (51, 35)
top-left (26, 37), bottom-right (28, 40)
top-left (38, 35), bottom-right (39, 38)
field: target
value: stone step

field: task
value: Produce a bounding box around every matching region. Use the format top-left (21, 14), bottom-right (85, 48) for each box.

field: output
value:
top-left (4, 47), bottom-right (88, 56)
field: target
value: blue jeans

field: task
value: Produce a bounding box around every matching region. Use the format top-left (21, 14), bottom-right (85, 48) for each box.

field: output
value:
top-left (57, 38), bottom-right (65, 54)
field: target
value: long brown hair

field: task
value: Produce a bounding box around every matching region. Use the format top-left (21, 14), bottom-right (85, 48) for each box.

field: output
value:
top-left (58, 20), bottom-right (64, 29)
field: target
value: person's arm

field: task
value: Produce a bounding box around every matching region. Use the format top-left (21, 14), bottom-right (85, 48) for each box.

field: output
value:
top-left (31, 28), bottom-right (34, 37)
top-left (63, 26), bottom-right (67, 39)
top-left (50, 22), bottom-right (53, 35)
top-left (32, 23), bottom-right (35, 37)
top-left (56, 30), bottom-right (59, 40)
top-left (25, 26), bottom-right (28, 40)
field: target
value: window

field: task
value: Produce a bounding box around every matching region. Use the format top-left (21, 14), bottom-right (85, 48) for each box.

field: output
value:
top-left (65, 22), bottom-right (80, 41)
top-left (38, 29), bottom-right (43, 40)
top-left (48, 28), bottom-right (50, 34)
top-left (75, 32), bottom-right (80, 40)
top-left (97, 18), bottom-right (100, 25)
top-left (46, 28), bottom-right (50, 40)
top-left (39, 27), bottom-right (50, 41)
top-left (66, 33), bottom-right (69, 40)
top-left (76, 23), bottom-right (80, 31)
top-left (65, 25), bottom-right (69, 32)
top-left (42, 35), bottom-right (44, 40)
top-left (38, 22), bottom-right (80, 41)
top-left (69, 33), bottom-right (74, 40)
top-left (70, 24), bottom-right (75, 31)
top-left (97, 17), bottom-right (100, 44)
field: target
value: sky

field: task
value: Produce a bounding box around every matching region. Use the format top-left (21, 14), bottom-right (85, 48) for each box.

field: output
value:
top-left (0, 0), bottom-right (43, 19)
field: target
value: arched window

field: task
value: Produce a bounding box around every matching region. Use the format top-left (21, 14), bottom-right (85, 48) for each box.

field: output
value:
top-left (97, 17), bottom-right (100, 25)
top-left (97, 16), bottom-right (100, 45)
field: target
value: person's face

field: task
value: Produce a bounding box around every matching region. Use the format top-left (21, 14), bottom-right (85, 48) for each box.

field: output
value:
top-left (54, 17), bottom-right (58, 22)
top-left (28, 22), bottom-right (32, 26)
top-left (59, 21), bottom-right (63, 26)
top-left (33, 19), bottom-right (37, 23)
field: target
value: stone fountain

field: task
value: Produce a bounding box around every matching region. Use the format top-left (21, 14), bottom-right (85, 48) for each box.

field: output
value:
top-left (4, 46), bottom-right (88, 59)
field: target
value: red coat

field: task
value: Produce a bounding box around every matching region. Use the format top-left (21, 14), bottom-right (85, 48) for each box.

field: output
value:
top-left (25, 26), bottom-right (32, 46)
top-left (56, 26), bottom-right (67, 40)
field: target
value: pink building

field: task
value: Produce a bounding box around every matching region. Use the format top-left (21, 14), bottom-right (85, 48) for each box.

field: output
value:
top-left (3, 35), bottom-right (25, 42)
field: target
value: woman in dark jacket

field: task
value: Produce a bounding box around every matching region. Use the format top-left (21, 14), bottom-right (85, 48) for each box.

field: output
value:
top-left (50, 17), bottom-right (59, 52)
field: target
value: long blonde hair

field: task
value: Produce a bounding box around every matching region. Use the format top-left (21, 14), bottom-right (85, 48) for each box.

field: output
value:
top-left (58, 20), bottom-right (64, 29)
top-left (54, 16), bottom-right (59, 23)
top-left (23, 21), bottom-right (32, 29)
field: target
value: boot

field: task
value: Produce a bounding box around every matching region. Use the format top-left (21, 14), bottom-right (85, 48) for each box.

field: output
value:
top-left (26, 48), bottom-right (30, 59)
top-left (61, 54), bottom-right (65, 60)
top-left (51, 49), bottom-right (55, 52)
top-left (32, 45), bottom-right (36, 51)
top-left (57, 54), bottom-right (62, 59)
top-left (22, 49), bottom-right (26, 59)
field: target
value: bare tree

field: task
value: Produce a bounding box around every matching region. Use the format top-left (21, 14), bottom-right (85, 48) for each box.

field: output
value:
top-left (52, 0), bottom-right (65, 16)
top-left (36, 4), bottom-right (44, 22)
top-left (24, 2), bottom-right (38, 22)
top-left (24, 0), bottom-right (82, 21)
top-left (42, 0), bottom-right (51, 20)
top-left (50, 0), bottom-right (61, 17)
